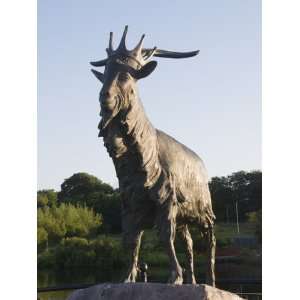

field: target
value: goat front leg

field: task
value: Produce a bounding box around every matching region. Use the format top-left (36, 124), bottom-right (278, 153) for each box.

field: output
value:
top-left (123, 229), bottom-right (143, 283)
top-left (157, 201), bottom-right (183, 284)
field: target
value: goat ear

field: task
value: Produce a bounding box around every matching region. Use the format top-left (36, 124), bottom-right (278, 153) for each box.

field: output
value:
top-left (91, 69), bottom-right (105, 83)
top-left (134, 61), bottom-right (157, 79)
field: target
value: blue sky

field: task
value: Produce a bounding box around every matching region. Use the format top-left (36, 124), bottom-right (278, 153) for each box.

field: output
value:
top-left (38, 0), bottom-right (261, 190)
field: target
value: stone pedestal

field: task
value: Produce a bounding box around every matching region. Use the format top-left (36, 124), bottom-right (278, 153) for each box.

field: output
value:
top-left (67, 283), bottom-right (244, 300)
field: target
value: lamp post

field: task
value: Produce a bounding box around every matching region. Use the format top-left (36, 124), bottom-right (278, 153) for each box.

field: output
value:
top-left (226, 205), bottom-right (230, 224)
top-left (235, 200), bottom-right (240, 234)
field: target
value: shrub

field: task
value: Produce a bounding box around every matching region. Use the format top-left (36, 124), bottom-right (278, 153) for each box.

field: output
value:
top-left (38, 249), bottom-right (56, 268)
top-left (217, 237), bottom-right (232, 248)
top-left (92, 237), bottom-right (125, 269)
top-left (51, 236), bottom-right (125, 270)
top-left (56, 237), bottom-right (96, 268)
top-left (38, 206), bottom-right (66, 243)
top-left (37, 204), bottom-right (102, 245)
top-left (37, 227), bottom-right (48, 246)
top-left (142, 252), bottom-right (169, 267)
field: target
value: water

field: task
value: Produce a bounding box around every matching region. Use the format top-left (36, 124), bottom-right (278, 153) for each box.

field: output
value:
top-left (38, 290), bottom-right (73, 300)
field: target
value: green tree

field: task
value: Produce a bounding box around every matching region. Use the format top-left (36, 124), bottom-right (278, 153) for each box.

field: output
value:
top-left (256, 209), bottom-right (262, 243)
top-left (228, 170), bottom-right (262, 221)
top-left (209, 170), bottom-right (262, 222)
top-left (38, 206), bottom-right (67, 243)
top-left (86, 192), bottom-right (121, 233)
top-left (58, 173), bottom-right (121, 233)
top-left (37, 227), bottom-right (48, 246)
top-left (37, 193), bottom-right (48, 207)
top-left (37, 189), bottom-right (57, 207)
top-left (58, 173), bottom-right (114, 204)
top-left (37, 203), bottom-right (102, 246)
top-left (247, 209), bottom-right (262, 243)
top-left (209, 176), bottom-right (233, 222)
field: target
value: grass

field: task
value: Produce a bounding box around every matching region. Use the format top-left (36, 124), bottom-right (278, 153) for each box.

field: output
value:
top-left (214, 222), bottom-right (256, 240)
top-left (138, 223), bottom-right (257, 268)
top-left (102, 222), bottom-right (257, 264)
top-left (100, 222), bottom-right (256, 248)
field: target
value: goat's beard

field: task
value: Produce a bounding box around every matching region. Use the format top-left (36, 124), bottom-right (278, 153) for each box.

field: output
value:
top-left (98, 95), bottom-right (124, 137)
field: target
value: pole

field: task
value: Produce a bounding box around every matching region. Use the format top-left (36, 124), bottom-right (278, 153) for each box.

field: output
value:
top-left (226, 205), bottom-right (230, 224)
top-left (235, 201), bottom-right (240, 234)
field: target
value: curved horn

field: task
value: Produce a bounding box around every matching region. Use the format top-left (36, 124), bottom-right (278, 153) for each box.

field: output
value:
top-left (117, 25), bottom-right (128, 50)
top-left (106, 32), bottom-right (114, 55)
top-left (91, 69), bottom-right (105, 83)
top-left (143, 47), bottom-right (157, 61)
top-left (109, 32), bottom-right (113, 51)
top-left (90, 58), bottom-right (108, 67)
top-left (133, 34), bottom-right (145, 52)
top-left (143, 48), bottom-right (200, 59)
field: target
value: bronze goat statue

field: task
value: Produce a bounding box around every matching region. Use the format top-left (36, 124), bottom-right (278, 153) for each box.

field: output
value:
top-left (91, 26), bottom-right (216, 286)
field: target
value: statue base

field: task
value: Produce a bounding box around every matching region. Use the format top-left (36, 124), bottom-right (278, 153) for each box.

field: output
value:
top-left (67, 282), bottom-right (244, 300)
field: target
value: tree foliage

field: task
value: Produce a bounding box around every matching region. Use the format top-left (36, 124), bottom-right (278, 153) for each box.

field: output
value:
top-left (209, 170), bottom-right (262, 222)
top-left (39, 236), bottom-right (125, 270)
top-left (58, 173), bottom-right (114, 203)
top-left (37, 189), bottom-right (57, 208)
top-left (58, 173), bottom-right (121, 233)
top-left (37, 203), bottom-right (102, 246)
top-left (37, 227), bottom-right (48, 246)
top-left (247, 209), bottom-right (262, 243)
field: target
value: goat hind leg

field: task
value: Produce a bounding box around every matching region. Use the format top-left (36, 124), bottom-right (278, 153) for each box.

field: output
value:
top-left (205, 226), bottom-right (216, 287)
top-left (180, 225), bottom-right (196, 284)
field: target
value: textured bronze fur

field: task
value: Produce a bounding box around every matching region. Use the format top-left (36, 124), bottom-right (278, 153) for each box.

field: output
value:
top-left (91, 26), bottom-right (216, 286)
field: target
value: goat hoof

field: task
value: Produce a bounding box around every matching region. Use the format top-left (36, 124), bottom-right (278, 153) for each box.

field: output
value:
top-left (168, 271), bottom-right (183, 285)
top-left (186, 271), bottom-right (197, 284)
